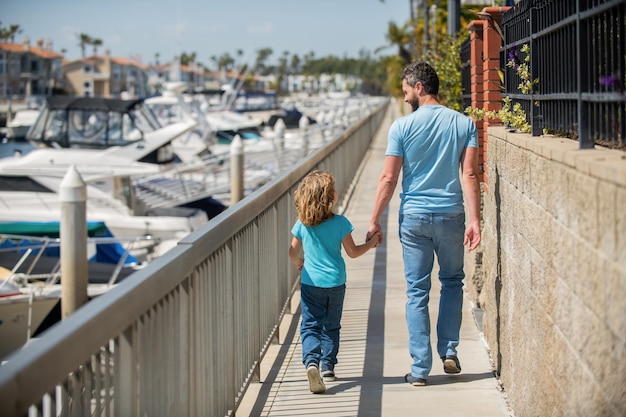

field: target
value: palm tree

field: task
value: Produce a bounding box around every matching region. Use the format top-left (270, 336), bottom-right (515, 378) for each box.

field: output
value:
top-left (77, 33), bottom-right (92, 57)
top-left (235, 49), bottom-right (244, 68)
top-left (92, 38), bottom-right (103, 56)
top-left (290, 54), bottom-right (301, 73)
top-left (254, 48), bottom-right (273, 75)
top-left (218, 53), bottom-right (234, 72)
top-left (379, 21), bottom-right (413, 65)
top-left (7, 24), bottom-right (22, 43)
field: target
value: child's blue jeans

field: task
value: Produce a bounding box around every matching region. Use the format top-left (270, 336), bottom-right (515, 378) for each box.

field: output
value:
top-left (300, 283), bottom-right (346, 371)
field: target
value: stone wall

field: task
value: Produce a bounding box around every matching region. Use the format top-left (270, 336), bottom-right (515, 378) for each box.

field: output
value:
top-left (480, 126), bottom-right (625, 417)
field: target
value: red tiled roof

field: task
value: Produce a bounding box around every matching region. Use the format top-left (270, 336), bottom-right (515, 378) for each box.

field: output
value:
top-left (0, 42), bottom-right (63, 59)
top-left (62, 54), bottom-right (148, 69)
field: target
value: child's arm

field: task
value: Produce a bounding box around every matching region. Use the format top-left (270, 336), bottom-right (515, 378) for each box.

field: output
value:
top-left (288, 236), bottom-right (304, 271)
top-left (342, 230), bottom-right (381, 259)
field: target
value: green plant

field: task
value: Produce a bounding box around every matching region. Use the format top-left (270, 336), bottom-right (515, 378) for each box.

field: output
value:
top-left (427, 32), bottom-right (466, 112)
top-left (465, 43), bottom-right (539, 133)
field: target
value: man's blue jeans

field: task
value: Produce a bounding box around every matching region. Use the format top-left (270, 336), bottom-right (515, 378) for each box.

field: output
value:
top-left (300, 283), bottom-right (346, 371)
top-left (399, 212), bottom-right (465, 379)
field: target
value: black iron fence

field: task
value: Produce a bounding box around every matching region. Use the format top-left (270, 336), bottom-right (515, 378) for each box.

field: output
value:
top-left (502, 0), bottom-right (625, 149)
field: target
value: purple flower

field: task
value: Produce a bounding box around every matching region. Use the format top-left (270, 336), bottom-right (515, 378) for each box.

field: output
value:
top-left (600, 74), bottom-right (619, 87)
top-left (508, 45), bottom-right (520, 70)
top-left (600, 74), bottom-right (624, 94)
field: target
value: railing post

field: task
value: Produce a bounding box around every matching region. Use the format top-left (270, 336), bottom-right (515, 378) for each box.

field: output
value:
top-left (272, 118), bottom-right (285, 172)
top-left (576, 0), bottom-right (592, 149)
top-left (231, 134), bottom-right (244, 205)
top-left (530, 6), bottom-right (543, 137)
top-left (115, 328), bottom-right (136, 417)
top-left (299, 114), bottom-right (309, 157)
top-left (60, 165), bottom-right (88, 319)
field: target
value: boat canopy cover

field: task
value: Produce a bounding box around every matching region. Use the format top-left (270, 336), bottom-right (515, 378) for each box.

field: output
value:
top-left (45, 96), bottom-right (144, 113)
top-left (0, 221), bottom-right (109, 237)
top-left (0, 221), bottom-right (139, 265)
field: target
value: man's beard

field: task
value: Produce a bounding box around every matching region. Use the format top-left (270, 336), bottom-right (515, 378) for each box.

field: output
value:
top-left (410, 99), bottom-right (419, 112)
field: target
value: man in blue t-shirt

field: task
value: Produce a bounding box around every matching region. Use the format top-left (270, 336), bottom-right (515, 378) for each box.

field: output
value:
top-left (367, 61), bottom-right (481, 386)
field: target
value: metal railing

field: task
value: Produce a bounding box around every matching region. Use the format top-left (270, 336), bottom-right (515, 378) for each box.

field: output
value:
top-left (501, 0), bottom-right (626, 149)
top-left (0, 98), bottom-right (389, 417)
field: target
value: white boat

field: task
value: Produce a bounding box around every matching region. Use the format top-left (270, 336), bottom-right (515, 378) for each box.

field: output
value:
top-left (6, 109), bottom-right (40, 141)
top-left (3, 95), bottom-right (215, 236)
top-left (26, 95), bottom-right (197, 165)
top-left (0, 150), bottom-right (208, 253)
top-left (0, 223), bottom-right (156, 360)
top-left (143, 91), bottom-right (215, 163)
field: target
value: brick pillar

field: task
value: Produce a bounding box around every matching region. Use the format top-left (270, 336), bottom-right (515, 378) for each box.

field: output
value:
top-left (467, 6), bottom-right (511, 190)
top-left (468, 20), bottom-right (486, 184)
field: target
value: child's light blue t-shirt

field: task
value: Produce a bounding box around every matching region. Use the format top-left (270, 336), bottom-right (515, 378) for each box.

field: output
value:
top-left (386, 105), bottom-right (478, 214)
top-left (291, 214), bottom-right (354, 288)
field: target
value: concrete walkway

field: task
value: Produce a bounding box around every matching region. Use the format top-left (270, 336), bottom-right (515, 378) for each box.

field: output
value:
top-left (236, 103), bottom-right (513, 417)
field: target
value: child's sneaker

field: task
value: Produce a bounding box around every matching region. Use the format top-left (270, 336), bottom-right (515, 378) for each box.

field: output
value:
top-left (321, 369), bottom-right (335, 382)
top-left (306, 364), bottom-right (326, 393)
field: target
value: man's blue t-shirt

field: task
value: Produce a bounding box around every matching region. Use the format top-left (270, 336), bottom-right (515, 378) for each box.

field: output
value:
top-left (291, 214), bottom-right (354, 288)
top-left (386, 104), bottom-right (478, 215)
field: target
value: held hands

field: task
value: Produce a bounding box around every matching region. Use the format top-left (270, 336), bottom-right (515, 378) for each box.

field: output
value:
top-left (366, 230), bottom-right (382, 248)
top-left (366, 224), bottom-right (383, 246)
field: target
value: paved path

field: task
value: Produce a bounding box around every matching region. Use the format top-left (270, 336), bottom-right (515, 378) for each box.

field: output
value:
top-left (237, 103), bottom-right (513, 417)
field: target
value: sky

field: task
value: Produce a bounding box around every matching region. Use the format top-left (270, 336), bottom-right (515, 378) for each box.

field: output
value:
top-left (3, 0), bottom-right (411, 66)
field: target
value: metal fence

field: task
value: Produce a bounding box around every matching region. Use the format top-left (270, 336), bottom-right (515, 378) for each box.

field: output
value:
top-left (501, 0), bottom-right (626, 149)
top-left (0, 99), bottom-right (389, 417)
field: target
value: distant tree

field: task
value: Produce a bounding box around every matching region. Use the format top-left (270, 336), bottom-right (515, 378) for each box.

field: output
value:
top-left (217, 53), bottom-right (235, 71)
top-left (235, 49), bottom-right (244, 67)
top-left (7, 24), bottom-right (22, 43)
top-left (274, 50), bottom-right (290, 94)
top-left (180, 51), bottom-right (197, 66)
top-left (77, 33), bottom-right (92, 57)
top-left (290, 54), bottom-right (301, 73)
top-left (154, 52), bottom-right (160, 66)
top-left (254, 47), bottom-right (273, 75)
top-left (0, 23), bottom-right (22, 43)
top-left (92, 38), bottom-right (103, 56)
top-left (379, 21), bottom-right (413, 65)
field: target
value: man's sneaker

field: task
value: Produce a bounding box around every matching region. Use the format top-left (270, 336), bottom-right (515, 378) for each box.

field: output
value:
top-left (321, 369), bottom-right (336, 382)
top-left (443, 355), bottom-right (462, 374)
top-left (404, 373), bottom-right (427, 386)
top-left (306, 364), bottom-right (326, 394)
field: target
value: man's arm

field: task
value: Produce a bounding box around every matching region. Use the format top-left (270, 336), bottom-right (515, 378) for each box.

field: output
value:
top-left (368, 155), bottom-right (402, 244)
top-left (460, 146), bottom-right (481, 251)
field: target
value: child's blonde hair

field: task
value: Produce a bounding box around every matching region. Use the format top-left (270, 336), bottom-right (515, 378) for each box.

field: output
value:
top-left (294, 170), bottom-right (336, 226)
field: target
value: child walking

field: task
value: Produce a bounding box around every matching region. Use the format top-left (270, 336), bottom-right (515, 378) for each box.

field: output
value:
top-left (289, 170), bottom-right (380, 394)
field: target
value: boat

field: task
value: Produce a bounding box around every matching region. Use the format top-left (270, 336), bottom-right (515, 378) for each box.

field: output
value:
top-left (0, 221), bottom-right (154, 360)
top-left (0, 148), bottom-right (209, 253)
top-left (25, 95), bottom-right (197, 165)
top-left (0, 94), bottom-right (220, 237)
top-left (143, 88), bottom-right (216, 163)
top-left (6, 109), bottom-right (40, 141)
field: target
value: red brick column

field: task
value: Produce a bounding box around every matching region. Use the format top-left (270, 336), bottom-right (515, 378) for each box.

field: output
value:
top-left (467, 6), bottom-right (511, 190)
top-left (468, 20), bottom-right (486, 184)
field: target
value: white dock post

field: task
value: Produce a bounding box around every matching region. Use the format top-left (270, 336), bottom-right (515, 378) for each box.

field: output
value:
top-left (299, 115), bottom-right (310, 157)
top-left (60, 165), bottom-right (89, 318)
top-left (230, 134), bottom-right (244, 205)
top-left (274, 118), bottom-right (285, 151)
